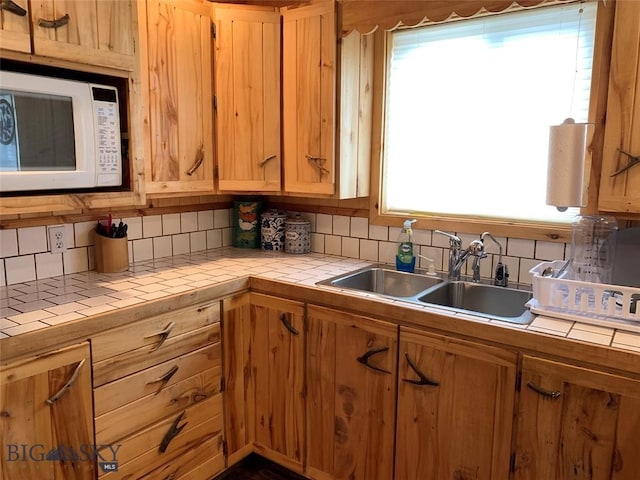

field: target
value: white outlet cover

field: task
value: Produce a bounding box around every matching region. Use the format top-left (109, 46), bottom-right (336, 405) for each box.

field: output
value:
top-left (49, 225), bottom-right (67, 254)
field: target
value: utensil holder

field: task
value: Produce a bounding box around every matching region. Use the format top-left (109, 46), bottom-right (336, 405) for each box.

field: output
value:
top-left (94, 233), bottom-right (129, 273)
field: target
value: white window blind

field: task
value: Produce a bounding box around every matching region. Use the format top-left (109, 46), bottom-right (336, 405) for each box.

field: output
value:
top-left (382, 2), bottom-right (596, 223)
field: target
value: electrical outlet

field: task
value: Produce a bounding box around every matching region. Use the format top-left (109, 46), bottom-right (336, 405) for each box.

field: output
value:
top-left (49, 225), bottom-right (67, 254)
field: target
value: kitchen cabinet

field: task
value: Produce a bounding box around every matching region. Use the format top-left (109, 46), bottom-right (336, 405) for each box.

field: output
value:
top-left (0, 0), bottom-right (136, 70)
top-left (214, 5), bottom-right (281, 193)
top-left (395, 326), bottom-right (517, 480)
top-left (92, 301), bottom-right (224, 480)
top-left (282, 1), bottom-right (336, 196)
top-left (222, 292), bottom-right (255, 466)
top-left (306, 304), bottom-right (397, 480)
top-left (141, 0), bottom-right (215, 196)
top-left (513, 355), bottom-right (640, 480)
top-left (0, 342), bottom-right (94, 480)
top-left (250, 293), bottom-right (305, 471)
top-left (598, 0), bottom-right (640, 214)
top-left (222, 293), bottom-right (305, 471)
top-left (0, 0), bottom-right (30, 53)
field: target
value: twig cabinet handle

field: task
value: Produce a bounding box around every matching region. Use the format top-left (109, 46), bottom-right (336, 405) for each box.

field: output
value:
top-left (527, 381), bottom-right (561, 399)
top-left (144, 321), bottom-right (175, 352)
top-left (0, 0), bottom-right (27, 16)
top-left (186, 146), bottom-right (204, 176)
top-left (46, 358), bottom-right (86, 405)
top-left (147, 365), bottom-right (179, 395)
top-left (159, 411), bottom-right (188, 453)
top-left (258, 154), bottom-right (276, 168)
top-left (306, 154), bottom-right (330, 177)
top-left (38, 13), bottom-right (70, 28)
top-left (357, 346), bottom-right (391, 374)
top-left (279, 313), bottom-right (299, 335)
top-left (402, 352), bottom-right (439, 387)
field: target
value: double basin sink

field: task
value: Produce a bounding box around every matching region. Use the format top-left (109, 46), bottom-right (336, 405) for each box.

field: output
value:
top-left (318, 265), bottom-right (534, 324)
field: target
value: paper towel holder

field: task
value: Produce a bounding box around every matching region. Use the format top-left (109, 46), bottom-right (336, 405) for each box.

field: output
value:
top-left (546, 117), bottom-right (592, 212)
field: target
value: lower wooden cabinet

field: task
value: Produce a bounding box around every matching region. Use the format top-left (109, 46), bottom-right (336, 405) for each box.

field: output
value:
top-left (306, 305), bottom-right (398, 480)
top-left (513, 355), bottom-right (640, 480)
top-left (395, 326), bottom-right (517, 480)
top-left (92, 302), bottom-right (223, 480)
top-left (0, 342), bottom-right (94, 480)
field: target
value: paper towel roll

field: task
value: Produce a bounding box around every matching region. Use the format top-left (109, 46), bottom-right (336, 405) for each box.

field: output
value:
top-left (546, 118), bottom-right (589, 210)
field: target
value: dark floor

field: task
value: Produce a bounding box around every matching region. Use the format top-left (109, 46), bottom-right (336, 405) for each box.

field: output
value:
top-left (213, 454), bottom-right (307, 480)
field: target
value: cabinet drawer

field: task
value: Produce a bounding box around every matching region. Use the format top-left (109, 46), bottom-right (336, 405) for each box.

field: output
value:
top-left (93, 323), bottom-right (220, 387)
top-left (94, 343), bottom-right (220, 416)
top-left (98, 394), bottom-right (223, 478)
top-left (96, 364), bottom-right (222, 445)
top-left (92, 302), bottom-right (220, 363)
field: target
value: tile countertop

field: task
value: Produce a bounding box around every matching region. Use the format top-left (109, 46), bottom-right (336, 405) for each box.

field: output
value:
top-left (1, 247), bottom-right (639, 354)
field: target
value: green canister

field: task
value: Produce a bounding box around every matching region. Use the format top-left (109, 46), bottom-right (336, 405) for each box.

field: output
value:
top-left (233, 200), bottom-right (262, 248)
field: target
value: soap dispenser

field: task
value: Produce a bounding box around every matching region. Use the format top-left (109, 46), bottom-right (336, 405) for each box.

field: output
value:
top-left (396, 219), bottom-right (417, 273)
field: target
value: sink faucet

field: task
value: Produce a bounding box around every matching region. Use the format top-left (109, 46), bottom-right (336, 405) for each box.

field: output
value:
top-left (481, 232), bottom-right (509, 287)
top-left (434, 230), bottom-right (484, 281)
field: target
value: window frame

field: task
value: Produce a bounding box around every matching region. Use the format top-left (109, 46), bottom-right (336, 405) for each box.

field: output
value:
top-left (367, 0), bottom-right (616, 243)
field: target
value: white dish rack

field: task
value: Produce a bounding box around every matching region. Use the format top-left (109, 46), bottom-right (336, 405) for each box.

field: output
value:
top-left (529, 260), bottom-right (640, 332)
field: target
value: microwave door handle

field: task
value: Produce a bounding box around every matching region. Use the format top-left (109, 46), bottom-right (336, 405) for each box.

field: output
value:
top-left (0, 0), bottom-right (27, 16)
top-left (38, 12), bottom-right (70, 29)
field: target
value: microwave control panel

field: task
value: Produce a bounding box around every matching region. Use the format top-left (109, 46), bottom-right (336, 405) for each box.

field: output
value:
top-left (92, 86), bottom-right (122, 186)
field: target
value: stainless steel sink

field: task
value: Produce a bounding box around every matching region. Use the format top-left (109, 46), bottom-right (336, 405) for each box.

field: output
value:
top-left (318, 265), bottom-right (534, 325)
top-left (318, 266), bottom-right (444, 297)
top-left (417, 281), bottom-right (534, 324)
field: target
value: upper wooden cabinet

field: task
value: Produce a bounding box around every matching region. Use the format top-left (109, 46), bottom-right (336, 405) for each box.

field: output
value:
top-left (0, 0), bottom-right (30, 53)
top-left (1, 0), bottom-right (136, 70)
top-left (140, 0), bottom-right (215, 196)
top-left (598, 0), bottom-right (640, 214)
top-left (513, 355), bottom-right (640, 479)
top-left (214, 5), bottom-right (281, 192)
top-left (282, 1), bottom-right (336, 195)
top-left (395, 326), bottom-right (517, 480)
top-left (0, 342), bottom-right (94, 480)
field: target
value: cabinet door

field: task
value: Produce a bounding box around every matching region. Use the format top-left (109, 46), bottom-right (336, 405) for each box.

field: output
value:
top-left (598, 0), bottom-right (640, 213)
top-left (214, 6), bottom-right (281, 192)
top-left (395, 326), bottom-right (517, 480)
top-left (306, 305), bottom-right (397, 480)
top-left (0, 0), bottom-right (30, 53)
top-left (222, 292), bottom-right (254, 466)
top-left (282, 1), bottom-right (336, 195)
top-left (513, 355), bottom-right (640, 480)
top-left (143, 0), bottom-right (214, 195)
top-left (31, 0), bottom-right (136, 70)
top-left (0, 342), bottom-right (94, 480)
top-left (251, 293), bottom-right (305, 471)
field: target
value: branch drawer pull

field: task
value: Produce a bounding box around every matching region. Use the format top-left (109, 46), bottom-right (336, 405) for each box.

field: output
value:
top-left (159, 411), bottom-right (188, 453)
top-left (279, 313), bottom-right (299, 336)
top-left (610, 148), bottom-right (640, 177)
top-left (186, 146), bottom-right (204, 176)
top-left (402, 352), bottom-right (439, 387)
top-left (147, 365), bottom-right (179, 394)
top-left (527, 381), bottom-right (561, 399)
top-left (357, 346), bottom-right (391, 374)
top-left (38, 13), bottom-right (70, 28)
top-left (46, 358), bottom-right (86, 405)
top-left (0, 0), bottom-right (27, 16)
top-left (144, 321), bottom-right (176, 352)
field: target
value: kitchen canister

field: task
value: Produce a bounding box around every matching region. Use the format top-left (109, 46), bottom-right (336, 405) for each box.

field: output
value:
top-left (233, 199), bottom-right (262, 248)
top-left (261, 210), bottom-right (287, 251)
top-left (285, 215), bottom-right (311, 254)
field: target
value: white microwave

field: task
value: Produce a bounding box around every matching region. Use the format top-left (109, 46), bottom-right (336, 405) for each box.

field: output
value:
top-left (0, 71), bottom-right (122, 193)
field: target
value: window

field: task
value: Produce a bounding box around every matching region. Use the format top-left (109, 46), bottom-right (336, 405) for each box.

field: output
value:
top-left (381, 2), bottom-right (597, 224)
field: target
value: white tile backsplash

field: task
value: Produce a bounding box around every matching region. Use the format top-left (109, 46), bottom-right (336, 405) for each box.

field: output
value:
top-left (1, 208), bottom-right (570, 287)
top-left (18, 226), bottom-right (47, 254)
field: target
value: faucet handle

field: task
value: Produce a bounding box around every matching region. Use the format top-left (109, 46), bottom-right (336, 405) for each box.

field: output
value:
top-left (434, 230), bottom-right (461, 247)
